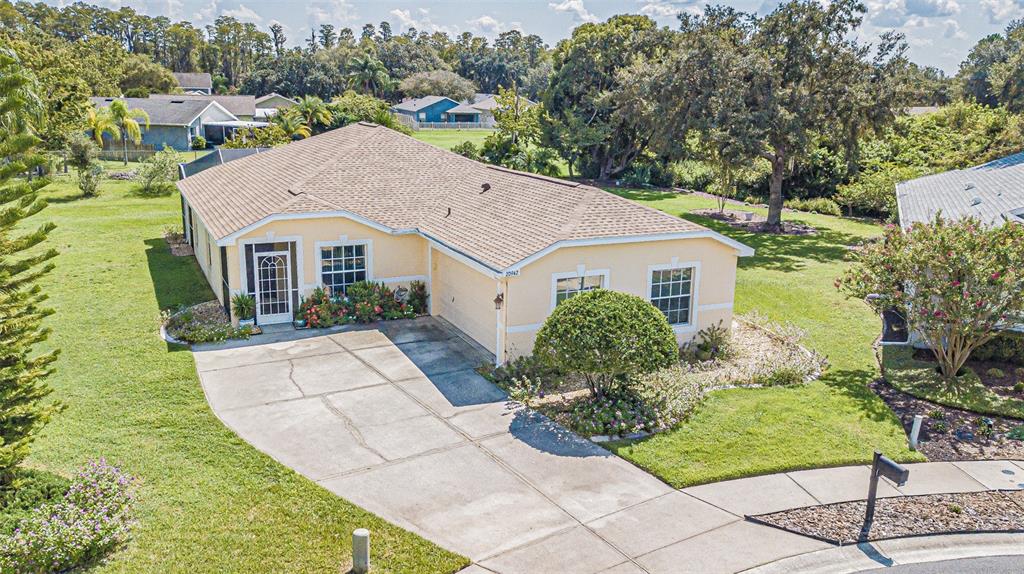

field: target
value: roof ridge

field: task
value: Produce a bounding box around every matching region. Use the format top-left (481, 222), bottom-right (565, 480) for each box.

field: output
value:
top-left (485, 165), bottom-right (581, 188)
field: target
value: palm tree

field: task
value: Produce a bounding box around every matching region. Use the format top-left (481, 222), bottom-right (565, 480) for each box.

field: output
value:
top-left (347, 54), bottom-right (391, 97)
top-left (85, 107), bottom-right (120, 147)
top-left (273, 112), bottom-right (311, 139)
top-left (107, 100), bottom-right (150, 165)
top-left (292, 96), bottom-right (332, 133)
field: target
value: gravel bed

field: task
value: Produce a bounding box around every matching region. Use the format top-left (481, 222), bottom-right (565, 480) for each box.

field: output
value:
top-left (871, 379), bottom-right (1024, 461)
top-left (754, 491), bottom-right (1024, 545)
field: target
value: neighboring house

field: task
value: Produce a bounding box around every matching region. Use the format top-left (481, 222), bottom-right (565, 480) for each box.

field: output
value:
top-left (177, 123), bottom-right (754, 364)
top-left (896, 152), bottom-right (1024, 228)
top-left (172, 72), bottom-right (213, 95)
top-left (150, 94), bottom-right (257, 121)
top-left (255, 93), bottom-right (297, 110)
top-left (255, 93), bottom-right (298, 120)
top-left (90, 96), bottom-right (237, 151)
top-left (392, 96), bottom-right (461, 123)
top-left (467, 93), bottom-right (535, 127)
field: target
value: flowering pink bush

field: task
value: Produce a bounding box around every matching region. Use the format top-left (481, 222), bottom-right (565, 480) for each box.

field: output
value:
top-left (839, 215), bottom-right (1024, 382)
top-left (0, 460), bottom-right (139, 573)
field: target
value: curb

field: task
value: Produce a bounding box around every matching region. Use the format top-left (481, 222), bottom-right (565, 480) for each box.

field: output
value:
top-left (742, 532), bottom-right (1024, 573)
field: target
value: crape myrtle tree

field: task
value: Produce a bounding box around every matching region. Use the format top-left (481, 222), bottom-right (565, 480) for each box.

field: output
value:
top-left (838, 216), bottom-right (1024, 385)
top-left (0, 49), bottom-right (63, 488)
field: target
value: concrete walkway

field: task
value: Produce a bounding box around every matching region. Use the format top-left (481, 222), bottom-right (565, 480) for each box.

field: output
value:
top-left (192, 318), bottom-right (1024, 574)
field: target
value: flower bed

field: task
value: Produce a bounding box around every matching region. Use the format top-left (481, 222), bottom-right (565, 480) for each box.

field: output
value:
top-left (485, 313), bottom-right (825, 440)
top-left (296, 281), bottom-right (422, 328)
top-left (0, 460), bottom-right (139, 572)
top-left (752, 491), bottom-right (1024, 545)
top-left (163, 301), bottom-right (252, 344)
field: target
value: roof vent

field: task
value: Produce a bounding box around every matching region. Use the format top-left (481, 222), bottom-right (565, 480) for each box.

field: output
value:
top-left (445, 207), bottom-right (451, 218)
top-left (964, 182), bottom-right (975, 191)
top-left (170, 100), bottom-right (185, 104)
top-left (480, 183), bottom-right (491, 194)
top-left (970, 196), bottom-right (983, 206)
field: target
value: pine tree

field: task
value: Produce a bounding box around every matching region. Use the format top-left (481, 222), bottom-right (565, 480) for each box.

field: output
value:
top-left (0, 49), bottom-right (63, 488)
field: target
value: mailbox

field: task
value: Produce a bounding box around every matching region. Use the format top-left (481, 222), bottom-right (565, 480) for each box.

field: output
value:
top-left (861, 451), bottom-right (910, 541)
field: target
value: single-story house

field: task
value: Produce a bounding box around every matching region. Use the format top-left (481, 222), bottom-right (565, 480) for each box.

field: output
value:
top-left (896, 152), bottom-right (1024, 228)
top-left (90, 97), bottom-right (237, 151)
top-left (172, 72), bottom-right (213, 95)
top-left (255, 93), bottom-right (297, 110)
top-left (392, 96), bottom-right (461, 123)
top-left (177, 123), bottom-right (753, 364)
top-left (467, 93), bottom-right (535, 127)
top-left (150, 94), bottom-right (258, 121)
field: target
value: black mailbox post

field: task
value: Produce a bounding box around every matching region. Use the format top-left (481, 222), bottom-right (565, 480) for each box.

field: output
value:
top-left (860, 451), bottom-right (909, 541)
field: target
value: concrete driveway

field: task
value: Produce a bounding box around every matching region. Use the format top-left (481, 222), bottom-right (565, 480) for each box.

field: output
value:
top-left (192, 318), bottom-right (686, 571)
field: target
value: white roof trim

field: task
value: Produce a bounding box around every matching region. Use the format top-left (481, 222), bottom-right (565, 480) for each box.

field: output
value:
top-left (208, 211), bottom-right (750, 279)
top-left (504, 230), bottom-right (754, 273)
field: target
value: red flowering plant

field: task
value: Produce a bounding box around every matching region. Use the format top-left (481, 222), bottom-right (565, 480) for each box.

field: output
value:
top-left (838, 215), bottom-right (1024, 385)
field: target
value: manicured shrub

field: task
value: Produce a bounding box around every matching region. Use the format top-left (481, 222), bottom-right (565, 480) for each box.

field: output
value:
top-left (190, 135), bottom-right (207, 150)
top-left (986, 367), bottom-right (1005, 378)
top-left (0, 460), bottom-right (138, 573)
top-left (534, 290), bottom-right (678, 397)
top-left (0, 470), bottom-right (70, 536)
top-left (972, 332), bottom-right (1024, 365)
top-left (296, 282), bottom-right (414, 328)
top-left (451, 141), bottom-right (481, 161)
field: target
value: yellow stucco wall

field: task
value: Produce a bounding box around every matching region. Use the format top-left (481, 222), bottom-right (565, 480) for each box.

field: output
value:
top-left (503, 238), bottom-right (739, 358)
top-left (187, 208), bottom-right (742, 363)
top-left (431, 247), bottom-right (499, 355)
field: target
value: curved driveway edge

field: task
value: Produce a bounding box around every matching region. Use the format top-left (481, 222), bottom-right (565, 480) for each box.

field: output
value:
top-left (192, 318), bottom-right (1024, 574)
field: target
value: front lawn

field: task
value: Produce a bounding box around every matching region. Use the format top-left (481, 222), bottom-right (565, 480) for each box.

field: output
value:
top-left (411, 128), bottom-right (492, 150)
top-left (607, 191), bottom-right (923, 487)
top-left (22, 174), bottom-right (467, 572)
top-left (881, 345), bottom-right (1024, 419)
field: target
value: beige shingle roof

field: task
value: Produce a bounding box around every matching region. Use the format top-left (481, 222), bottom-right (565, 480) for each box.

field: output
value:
top-left (178, 123), bottom-right (739, 271)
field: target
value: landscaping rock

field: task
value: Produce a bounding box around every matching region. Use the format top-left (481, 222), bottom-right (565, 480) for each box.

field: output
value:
top-left (754, 491), bottom-right (1024, 545)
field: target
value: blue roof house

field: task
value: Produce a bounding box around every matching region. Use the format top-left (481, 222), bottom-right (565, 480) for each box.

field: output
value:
top-left (392, 96), bottom-right (464, 123)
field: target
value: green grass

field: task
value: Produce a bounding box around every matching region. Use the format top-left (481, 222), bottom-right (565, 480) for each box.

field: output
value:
top-left (882, 345), bottom-right (1024, 419)
top-left (607, 191), bottom-right (924, 487)
top-left (411, 129), bottom-right (492, 150)
top-left (22, 174), bottom-right (467, 573)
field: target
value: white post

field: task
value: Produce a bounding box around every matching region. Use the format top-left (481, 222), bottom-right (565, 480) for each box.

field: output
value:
top-left (909, 415), bottom-right (924, 451)
top-left (352, 528), bottom-right (370, 573)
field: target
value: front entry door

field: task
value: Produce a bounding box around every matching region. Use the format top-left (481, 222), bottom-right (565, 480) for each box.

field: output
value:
top-left (255, 251), bottom-right (292, 324)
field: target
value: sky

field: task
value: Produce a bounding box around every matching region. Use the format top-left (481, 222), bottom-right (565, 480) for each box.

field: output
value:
top-left (48, 0), bottom-right (1022, 74)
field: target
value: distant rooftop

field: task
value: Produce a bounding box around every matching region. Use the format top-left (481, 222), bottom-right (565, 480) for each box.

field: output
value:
top-left (392, 95), bottom-right (457, 112)
top-left (90, 97), bottom-right (219, 126)
top-left (896, 151), bottom-right (1024, 227)
top-left (149, 94), bottom-right (255, 118)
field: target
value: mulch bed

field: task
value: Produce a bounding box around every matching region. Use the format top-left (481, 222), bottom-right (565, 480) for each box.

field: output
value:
top-left (691, 208), bottom-right (818, 235)
top-left (753, 491), bottom-right (1024, 545)
top-left (871, 379), bottom-right (1024, 461)
top-left (165, 231), bottom-right (194, 257)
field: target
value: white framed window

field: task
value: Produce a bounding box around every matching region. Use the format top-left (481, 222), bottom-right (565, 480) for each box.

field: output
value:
top-left (648, 264), bottom-right (696, 326)
top-left (418, 112), bottom-right (426, 121)
top-left (315, 239), bottom-right (372, 296)
top-left (551, 269), bottom-right (610, 309)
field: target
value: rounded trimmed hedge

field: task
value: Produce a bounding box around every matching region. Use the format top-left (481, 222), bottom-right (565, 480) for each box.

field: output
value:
top-left (534, 289), bottom-right (678, 396)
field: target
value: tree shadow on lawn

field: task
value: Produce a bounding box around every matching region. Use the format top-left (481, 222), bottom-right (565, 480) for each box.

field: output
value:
top-left (679, 212), bottom-right (869, 273)
top-left (821, 367), bottom-right (909, 426)
top-left (143, 237), bottom-right (217, 324)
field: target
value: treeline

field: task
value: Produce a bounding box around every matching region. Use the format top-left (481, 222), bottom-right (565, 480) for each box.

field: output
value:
top-left (0, 1), bottom-right (551, 101)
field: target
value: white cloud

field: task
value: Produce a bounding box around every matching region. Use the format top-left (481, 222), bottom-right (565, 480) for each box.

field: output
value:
top-left (943, 18), bottom-right (967, 39)
top-left (468, 15), bottom-right (503, 34)
top-left (638, 1), bottom-right (703, 18)
top-left (981, 0), bottom-right (1024, 23)
top-left (146, 0), bottom-right (184, 19)
top-left (548, 0), bottom-right (599, 23)
top-left (222, 3), bottom-right (261, 23)
top-left (306, 0), bottom-right (357, 28)
top-left (195, 0), bottom-right (218, 23)
top-left (388, 7), bottom-right (455, 34)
